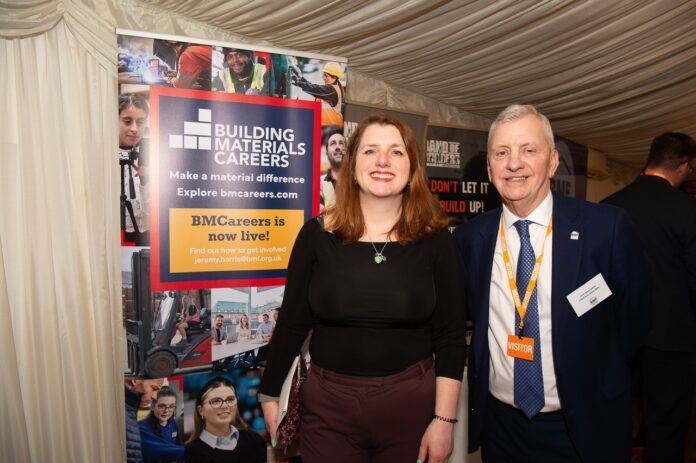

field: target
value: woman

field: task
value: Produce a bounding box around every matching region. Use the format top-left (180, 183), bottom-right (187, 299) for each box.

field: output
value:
top-left (119, 92), bottom-right (150, 245)
top-left (259, 114), bottom-right (466, 463)
top-left (175, 298), bottom-right (201, 346)
top-left (290, 61), bottom-right (344, 126)
top-left (139, 386), bottom-right (184, 463)
top-left (185, 377), bottom-right (266, 463)
top-left (237, 314), bottom-right (251, 341)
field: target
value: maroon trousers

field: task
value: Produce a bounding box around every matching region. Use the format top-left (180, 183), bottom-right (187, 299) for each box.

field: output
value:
top-left (300, 357), bottom-right (435, 463)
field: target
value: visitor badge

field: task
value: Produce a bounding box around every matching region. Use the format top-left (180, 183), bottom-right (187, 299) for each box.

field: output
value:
top-left (566, 273), bottom-right (612, 317)
top-left (507, 335), bottom-right (534, 361)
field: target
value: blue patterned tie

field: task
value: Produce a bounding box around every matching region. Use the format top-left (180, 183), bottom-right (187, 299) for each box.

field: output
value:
top-left (513, 220), bottom-right (545, 418)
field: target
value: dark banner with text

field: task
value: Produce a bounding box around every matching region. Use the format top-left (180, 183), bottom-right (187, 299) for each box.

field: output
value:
top-left (150, 87), bottom-right (319, 290)
top-left (426, 125), bottom-right (588, 225)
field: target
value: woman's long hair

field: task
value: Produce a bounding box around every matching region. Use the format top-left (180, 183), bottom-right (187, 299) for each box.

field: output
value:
top-left (186, 376), bottom-right (247, 444)
top-left (147, 386), bottom-right (177, 437)
top-left (326, 113), bottom-right (449, 243)
top-left (240, 314), bottom-right (249, 329)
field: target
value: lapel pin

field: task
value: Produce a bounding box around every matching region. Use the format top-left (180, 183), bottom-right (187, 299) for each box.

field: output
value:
top-left (570, 231), bottom-right (579, 240)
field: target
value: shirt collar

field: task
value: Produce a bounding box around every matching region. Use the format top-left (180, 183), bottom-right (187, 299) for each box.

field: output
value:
top-left (502, 191), bottom-right (553, 230)
top-left (199, 426), bottom-right (239, 450)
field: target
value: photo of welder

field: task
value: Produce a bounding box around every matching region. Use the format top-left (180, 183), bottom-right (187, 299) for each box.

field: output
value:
top-left (153, 39), bottom-right (212, 90)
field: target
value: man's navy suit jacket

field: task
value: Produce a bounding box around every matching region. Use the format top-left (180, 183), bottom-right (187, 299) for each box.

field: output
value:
top-left (453, 193), bottom-right (651, 463)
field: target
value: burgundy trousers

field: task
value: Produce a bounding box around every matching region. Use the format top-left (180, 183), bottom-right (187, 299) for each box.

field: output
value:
top-left (300, 357), bottom-right (435, 463)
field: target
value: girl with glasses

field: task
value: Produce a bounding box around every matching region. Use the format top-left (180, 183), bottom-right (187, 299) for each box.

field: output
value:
top-left (185, 377), bottom-right (266, 463)
top-left (139, 386), bottom-right (184, 463)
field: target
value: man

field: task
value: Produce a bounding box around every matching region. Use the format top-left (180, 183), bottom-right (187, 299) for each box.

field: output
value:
top-left (602, 132), bottom-right (696, 463)
top-left (320, 127), bottom-right (345, 210)
top-left (257, 313), bottom-right (275, 342)
top-left (454, 104), bottom-right (651, 462)
top-left (212, 314), bottom-right (227, 345)
top-left (212, 47), bottom-right (270, 96)
top-left (124, 378), bottom-right (165, 462)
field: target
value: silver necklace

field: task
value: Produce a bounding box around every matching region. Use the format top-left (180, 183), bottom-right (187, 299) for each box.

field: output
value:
top-left (371, 240), bottom-right (389, 264)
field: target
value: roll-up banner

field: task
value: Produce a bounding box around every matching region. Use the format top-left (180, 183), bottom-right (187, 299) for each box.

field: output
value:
top-left (425, 125), bottom-right (588, 226)
top-left (117, 29), bottom-right (346, 462)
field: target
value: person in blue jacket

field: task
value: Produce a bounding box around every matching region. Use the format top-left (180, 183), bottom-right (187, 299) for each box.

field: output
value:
top-left (139, 386), bottom-right (184, 463)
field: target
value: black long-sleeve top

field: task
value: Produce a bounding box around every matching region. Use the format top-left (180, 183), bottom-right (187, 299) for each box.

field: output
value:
top-left (259, 218), bottom-right (467, 396)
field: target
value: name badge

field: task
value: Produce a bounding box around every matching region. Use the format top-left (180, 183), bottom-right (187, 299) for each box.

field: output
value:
top-left (507, 335), bottom-right (534, 361)
top-left (566, 273), bottom-right (612, 317)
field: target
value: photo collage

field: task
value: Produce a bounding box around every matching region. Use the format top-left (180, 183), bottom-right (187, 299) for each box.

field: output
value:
top-left (118, 31), bottom-right (347, 463)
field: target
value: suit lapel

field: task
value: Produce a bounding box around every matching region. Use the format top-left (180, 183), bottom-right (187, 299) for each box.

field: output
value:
top-left (551, 194), bottom-right (583, 373)
top-left (473, 209), bottom-right (501, 374)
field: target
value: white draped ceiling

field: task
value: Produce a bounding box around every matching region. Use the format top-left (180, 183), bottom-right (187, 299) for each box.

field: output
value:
top-left (142, 0), bottom-right (696, 166)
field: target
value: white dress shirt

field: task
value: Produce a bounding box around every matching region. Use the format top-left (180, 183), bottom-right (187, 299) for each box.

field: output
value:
top-left (488, 192), bottom-right (561, 412)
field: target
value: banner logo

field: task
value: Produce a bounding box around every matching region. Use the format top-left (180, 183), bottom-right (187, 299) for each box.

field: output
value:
top-left (169, 108), bottom-right (213, 150)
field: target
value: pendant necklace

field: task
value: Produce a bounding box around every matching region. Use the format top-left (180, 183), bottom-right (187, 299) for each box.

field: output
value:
top-left (371, 239), bottom-right (389, 264)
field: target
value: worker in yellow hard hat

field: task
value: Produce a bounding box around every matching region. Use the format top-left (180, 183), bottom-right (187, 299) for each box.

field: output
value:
top-left (290, 61), bottom-right (345, 126)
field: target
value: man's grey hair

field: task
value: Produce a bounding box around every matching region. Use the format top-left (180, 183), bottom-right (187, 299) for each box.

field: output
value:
top-left (488, 104), bottom-right (555, 151)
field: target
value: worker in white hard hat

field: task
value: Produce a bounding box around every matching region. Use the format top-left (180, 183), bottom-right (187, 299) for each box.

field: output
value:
top-left (290, 61), bottom-right (345, 126)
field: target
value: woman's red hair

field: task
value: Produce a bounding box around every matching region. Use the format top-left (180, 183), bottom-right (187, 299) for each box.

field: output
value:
top-left (325, 113), bottom-right (449, 243)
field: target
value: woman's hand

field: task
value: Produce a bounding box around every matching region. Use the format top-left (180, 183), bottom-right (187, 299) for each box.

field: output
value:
top-left (417, 419), bottom-right (454, 463)
top-left (261, 401), bottom-right (280, 444)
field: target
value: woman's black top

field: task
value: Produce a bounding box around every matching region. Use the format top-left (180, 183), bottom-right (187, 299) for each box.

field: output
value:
top-left (258, 218), bottom-right (467, 396)
top-left (184, 430), bottom-right (266, 463)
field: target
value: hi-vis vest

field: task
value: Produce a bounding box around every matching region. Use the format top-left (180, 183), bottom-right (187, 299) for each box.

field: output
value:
top-left (320, 83), bottom-right (344, 126)
top-left (217, 63), bottom-right (266, 93)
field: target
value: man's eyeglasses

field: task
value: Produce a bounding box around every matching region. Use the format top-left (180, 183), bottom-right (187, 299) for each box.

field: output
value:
top-left (207, 396), bottom-right (237, 408)
top-left (156, 404), bottom-right (176, 412)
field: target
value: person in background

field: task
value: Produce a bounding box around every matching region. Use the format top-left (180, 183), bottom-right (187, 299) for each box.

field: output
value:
top-left (212, 48), bottom-right (269, 96)
top-left (139, 386), bottom-right (184, 463)
top-left (454, 104), bottom-right (651, 462)
top-left (185, 377), bottom-right (266, 463)
top-left (602, 132), bottom-right (696, 463)
top-left (125, 378), bottom-right (165, 463)
top-left (259, 113), bottom-right (466, 463)
top-left (212, 314), bottom-right (227, 346)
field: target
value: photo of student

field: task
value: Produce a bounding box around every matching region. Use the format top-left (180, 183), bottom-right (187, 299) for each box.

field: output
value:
top-left (185, 376), bottom-right (266, 463)
top-left (289, 60), bottom-right (345, 126)
top-left (119, 92), bottom-right (150, 246)
top-left (212, 47), bottom-right (270, 96)
top-left (139, 386), bottom-right (185, 463)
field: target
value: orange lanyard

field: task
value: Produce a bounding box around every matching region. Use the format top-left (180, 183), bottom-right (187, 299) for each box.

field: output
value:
top-left (500, 215), bottom-right (553, 335)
